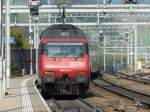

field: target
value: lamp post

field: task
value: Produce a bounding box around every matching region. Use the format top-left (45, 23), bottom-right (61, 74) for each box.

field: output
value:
top-left (121, 44), bottom-right (123, 65)
top-left (113, 52), bottom-right (116, 72)
top-left (35, 17), bottom-right (39, 75)
top-left (29, 0), bottom-right (41, 75)
top-left (29, 36), bottom-right (33, 76)
top-left (0, 0), bottom-right (2, 57)
top-left (5, 0), bottom-right (10, 89)
top-left (127, 33), bottom-right (130, 69)
top-left (28, 0), bottom-right (32, 75)
top-left (130, 28), bottom-right (133, 70)
top-left (99, 30), bottom-right (106, 71)
top-left (0, 0), bottom-right (6, 98)
top-left (0, 0), bottom-right (3, 98)
top-left (134, 25), bottom-right (137, 72)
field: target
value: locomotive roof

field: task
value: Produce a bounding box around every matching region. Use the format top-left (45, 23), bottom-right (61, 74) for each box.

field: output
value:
top-left (41, 24), bottom-right (86, 39)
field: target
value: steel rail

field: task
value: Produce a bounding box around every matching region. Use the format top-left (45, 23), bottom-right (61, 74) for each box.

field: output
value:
top-left (142, 64), bottom-right (150, 69)
top-left (117, 72), bottom-right (150, 84)
top-left (133, 73), bottom-right (150, 77)
top-left (51, 97), bottom-right (65, 112)
top-left (120, 72), bottom-right (150, 77)
top-left (48, 97), bottom-right (104, 112)
top-left (77, 98), bottom-right (104, 112)
top-left (92, 79), bottom-right (150, 107)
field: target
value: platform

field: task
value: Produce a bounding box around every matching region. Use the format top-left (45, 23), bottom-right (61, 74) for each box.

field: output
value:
top-left (0, 75), bottom-right (51, 112)
top-left (0, 76), bottom-right (25, 112)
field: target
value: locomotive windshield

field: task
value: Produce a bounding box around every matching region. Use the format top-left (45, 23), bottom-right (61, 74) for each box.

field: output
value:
top-left (45, 42), bottom-right (87, 58)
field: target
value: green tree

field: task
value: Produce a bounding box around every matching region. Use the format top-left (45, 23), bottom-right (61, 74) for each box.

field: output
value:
top-left (22, 39), bottom-right (30, 49)
top-left (10, 27), bottom-right (30, 48)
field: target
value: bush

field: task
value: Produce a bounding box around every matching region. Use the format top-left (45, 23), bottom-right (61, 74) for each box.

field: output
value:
top-left (11, 63), bottom-right (21, 77)
top-left (10, 26), bottom-right (30, 49)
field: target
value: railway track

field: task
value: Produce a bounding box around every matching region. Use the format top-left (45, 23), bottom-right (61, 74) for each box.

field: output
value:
top-left (92, 78), bottom-right (150, 108)
top-left (35, 78), bottom-right (104, 112)
top-left (142, 64), bottom-right (150, 69)
top-left (117, 72), bottom-right (150, 84)
top-left (132, 73), bottom-right (149, 77)
top-left (47, 97), bottom-right (104, 112)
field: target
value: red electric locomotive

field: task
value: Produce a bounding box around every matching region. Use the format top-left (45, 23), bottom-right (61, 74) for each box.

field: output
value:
top-left (38, 24), bottom-right (90, 95)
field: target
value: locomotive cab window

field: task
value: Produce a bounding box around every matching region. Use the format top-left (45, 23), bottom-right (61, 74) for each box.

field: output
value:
top-left (45, 42), bottom-right (87, 58)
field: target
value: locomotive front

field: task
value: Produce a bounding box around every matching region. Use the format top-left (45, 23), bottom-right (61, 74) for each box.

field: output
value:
top-left (38, 24), bottom-right (90, 95)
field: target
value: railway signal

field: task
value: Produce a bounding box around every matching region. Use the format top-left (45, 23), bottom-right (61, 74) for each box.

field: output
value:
top-left (30, 6), bottom-right (39, 16)
top-left (29, 0), bottom-right (41, 16)
top-left (123, 0), bottom-right (138, 4)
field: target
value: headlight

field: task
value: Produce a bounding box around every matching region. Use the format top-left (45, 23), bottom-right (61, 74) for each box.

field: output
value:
top-left (44, 71), bottom-right (54, 75)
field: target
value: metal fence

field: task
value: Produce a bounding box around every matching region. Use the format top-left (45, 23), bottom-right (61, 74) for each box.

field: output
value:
top-left (99, 64), bottom-right (127, 74)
